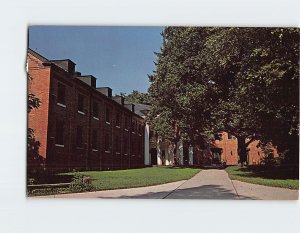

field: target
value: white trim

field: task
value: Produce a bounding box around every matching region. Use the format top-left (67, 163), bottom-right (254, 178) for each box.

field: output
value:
top-left (93, 116), bottom-right (99, 120)
top-left (92, 149), bottom-right (98, 152)
top-left (116, 125), bottom-right (120, 128)
top-left (57, 102), bottom-right (66, 108)
top-left (105, 121), bottom-right (111, 125)
top-left (55, 144), bottom-right (64, 148)
top-left (124, 129), bottom-right (128, 131)
top-left (78, 110), bottom-right (85, 115)
top-left (105, 150), bottom-right (111, 153)
top-left (116, 152), bottom-right (120, 155)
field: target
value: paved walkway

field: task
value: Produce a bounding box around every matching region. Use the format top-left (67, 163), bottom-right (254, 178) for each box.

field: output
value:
top-left (38, 170), bottom-right (298, 200)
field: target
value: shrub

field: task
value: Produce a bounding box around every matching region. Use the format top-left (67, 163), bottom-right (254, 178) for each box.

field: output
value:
top-left (69, 173), bottom-right (94, 192)
top-left (261, 153), bottom-right (277, 167)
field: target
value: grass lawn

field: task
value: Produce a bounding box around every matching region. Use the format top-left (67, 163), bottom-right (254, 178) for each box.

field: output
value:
top-left (225, 165), bottom-right (299, 190)
top-left (28, 167), bottom-right (200, 196)
top-left (65, 166), bottom-right (200, 190)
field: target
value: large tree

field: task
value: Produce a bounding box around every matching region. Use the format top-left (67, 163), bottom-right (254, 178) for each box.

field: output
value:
top-left (148, 27), bottom-right (299, 165)
top-left (120, 90), bottom-right (150, 104)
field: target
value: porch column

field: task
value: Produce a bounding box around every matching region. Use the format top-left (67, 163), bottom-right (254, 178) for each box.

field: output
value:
top-left (157, 137), bottom-right (162, 165)
top-left (177, 139), bottom-right (183, 165)
top-left (189, 145), bottom-right (193, 166)
top-left (144, 123), bottom-right (150, 166)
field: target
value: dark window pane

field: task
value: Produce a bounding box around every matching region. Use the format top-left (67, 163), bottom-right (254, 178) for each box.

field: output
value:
top-left (115, 136), bottom-right (120, 153)
top-left (105, 133), bottom-right (110, 151)
top-left (76, 125), bottom-right (83, 147)
top-left (93, 102), bottom-right (98, 118)
top-left (57, 83), bottom-right (66, 105)
top-left (78, 94), bottom-right (84, 112)
top-left (123, 138), bottom-right (128, 154)
top-left (92, 130), bottom-right (97, 149)
top-left (116, 112), bottom-right (120, 126)
top-left (106, 107), bottom-right (110, 123)
top-left (125, 116), bottom-right (128, 129)
top-left (55, 120), bottom-right (64, 145)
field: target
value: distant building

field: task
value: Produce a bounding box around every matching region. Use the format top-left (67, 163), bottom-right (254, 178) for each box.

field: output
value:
top-left (144, 129), bottom-right (278, 167)
top-left (27, 49), bottom-right (145, 171)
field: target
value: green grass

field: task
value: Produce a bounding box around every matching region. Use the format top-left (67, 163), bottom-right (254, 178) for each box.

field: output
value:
top-left (28, 167), bottom-right (200, 196)
top-left (225, 166), bottom-right (299, 190)
top-left (64, 167), bottom-right (200, 190)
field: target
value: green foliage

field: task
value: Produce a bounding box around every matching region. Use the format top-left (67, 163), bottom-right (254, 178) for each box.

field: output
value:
top-left (148, 27), bottom-right (299, 163)
top-left (69, 173), bottom-right (94, 192)
top-left (120, 90), bottom-right (150, 104)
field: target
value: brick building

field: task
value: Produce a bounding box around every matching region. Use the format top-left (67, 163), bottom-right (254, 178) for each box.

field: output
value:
top-left (27, 49), bottom-right (145, 171)
top-left (151, 132), bottom-right (278, 167)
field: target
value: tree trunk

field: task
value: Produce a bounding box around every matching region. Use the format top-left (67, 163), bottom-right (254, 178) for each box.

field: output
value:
top-left (172, 141), bottom-right (178, 166)
top-left (237, 136), bottom-right (247, 167)
top-left (172, 122), bottom-right (180, 166)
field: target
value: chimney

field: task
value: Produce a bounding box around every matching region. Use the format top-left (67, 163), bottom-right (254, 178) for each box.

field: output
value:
top-left (51, 59), bottom-right (76, 74)
top-left (113, 96), bottom-right (125, 105)
top-left (125, 103), bottom-right (135, 113)
top-left (97, 87), bottom-right (112, 98)
top-left (76, 75), bottom-right (96, 88)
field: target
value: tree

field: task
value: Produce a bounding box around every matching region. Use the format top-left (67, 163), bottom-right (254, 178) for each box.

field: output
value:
top-left (148, 27), bottom-right (299, 165)
top-left (148, 27), bottom-right (224, 164)
top-left (27, 74), bottom-right (42, 174)
top-left (120, 90), bottom-right (150, 104)
top-left (204, 28), bottom-right (299, 164)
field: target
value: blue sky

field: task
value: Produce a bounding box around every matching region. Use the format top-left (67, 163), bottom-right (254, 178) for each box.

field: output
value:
top-left (28, 26), bottom-right (164, 95)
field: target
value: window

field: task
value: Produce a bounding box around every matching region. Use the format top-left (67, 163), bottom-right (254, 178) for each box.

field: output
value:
top-left (115, 136), bottom-right (120, 153)
top-left (55, 120), bottom-right (64, 145)
top-left (228, 133), bottom-right (234, 139)
top-left (76, 125), bottom-right (83, 148)
top-left (57, 83), bottom-right (66, 106)
top-left (123, 138), bottom-right (128, 154)
top-left (138, 124), bottom-right (142, 134)
top-left (214, 133), bottom-right (221, 140)
top-left (131, 120), bottom-right (136, 133)
top-left (92, 130), bottom-right (98, 150)
top-left (116, 112), bottom-right (120, 127)
top-left (92, 101), bottom-right (99, 118)
top-left (124, 116), bottom-right (129, 130)
top-left (78, 94), bottom-right (85, 113)
top-left (131, 140), bottom-right (135, 155)
top-left (104, 133), bottom-right (110, 152)
top-left (230, 151), bottom-right (233, 156)
top-left (105, 107), bottom-right (110, 123)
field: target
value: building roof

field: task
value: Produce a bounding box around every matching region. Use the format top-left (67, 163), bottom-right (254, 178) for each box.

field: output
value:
top-left (125, 101), bottom-right (151, 117)
top-left (28, 48), bottom-right (49, 63)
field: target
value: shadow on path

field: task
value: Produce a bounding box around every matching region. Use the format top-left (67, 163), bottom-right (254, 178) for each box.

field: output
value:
top-left (98, 185), bottom-right (256, 200)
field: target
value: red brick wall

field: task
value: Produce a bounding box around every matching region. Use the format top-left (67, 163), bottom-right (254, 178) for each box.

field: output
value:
top-left (28, 50), bottom-right (146, 171)
top-left (247, 140), bottom-right (278, 165)
top-left (214, 132), bottom-right (239, 165)
top-left (27, 53), bottom-right (51, 160)
top-left (213, 132), bottom-right (278, 165)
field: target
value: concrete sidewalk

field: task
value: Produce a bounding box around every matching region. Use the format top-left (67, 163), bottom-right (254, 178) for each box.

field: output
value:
top-left (166, 169), bottom-right (238, 199)
top-left (36, 169), bottom-right (298, 200)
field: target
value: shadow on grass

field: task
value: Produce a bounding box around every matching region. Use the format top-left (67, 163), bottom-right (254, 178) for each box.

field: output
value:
top-left (28, 174), bottom-right (74, 184)
top-left (231, 165), bottom-right (299, 180)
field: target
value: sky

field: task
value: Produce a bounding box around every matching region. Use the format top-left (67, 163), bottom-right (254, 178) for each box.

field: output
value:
top-left (28, 26), bottom-right (164, 95)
